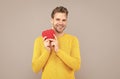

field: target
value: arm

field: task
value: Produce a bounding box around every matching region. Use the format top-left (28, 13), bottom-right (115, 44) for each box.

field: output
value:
top-left (56, 37), bottom-right (81, 71)
top-left (32, 37), bottom-right (50, 73)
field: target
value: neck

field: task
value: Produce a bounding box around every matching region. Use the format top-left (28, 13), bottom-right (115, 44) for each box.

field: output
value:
top-left (55, 32), bottom-right (64, 37)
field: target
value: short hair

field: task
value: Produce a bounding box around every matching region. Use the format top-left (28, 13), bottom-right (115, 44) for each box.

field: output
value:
top-left (51, 6), bottom-right (69, 18)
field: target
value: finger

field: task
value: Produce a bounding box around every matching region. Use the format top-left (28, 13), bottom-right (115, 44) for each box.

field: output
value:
top-left (51, 42), bottom-right (55, 47)
top-left (48, 39), bottom-right (55, 41)
top-left (43, 36), bottom-right (47, 40)
top-left (53, 34), bottom-right (57, 40)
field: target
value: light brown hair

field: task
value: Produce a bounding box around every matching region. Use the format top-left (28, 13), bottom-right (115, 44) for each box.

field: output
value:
top-left (51, 6), bottom-right (68, 18)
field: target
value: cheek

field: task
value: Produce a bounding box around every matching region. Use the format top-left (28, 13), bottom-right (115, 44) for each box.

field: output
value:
top-left (55, 21), bottom-right (58, 24)
top-left (63, 22), bottom-right (67, 25)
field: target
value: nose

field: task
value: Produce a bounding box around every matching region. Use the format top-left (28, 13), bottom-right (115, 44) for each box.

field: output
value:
top-left (59, 20), bottom-right (63, 25)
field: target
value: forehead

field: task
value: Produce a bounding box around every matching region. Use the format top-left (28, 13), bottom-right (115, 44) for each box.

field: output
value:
top-left (54, 12), bottom-right (67, 19)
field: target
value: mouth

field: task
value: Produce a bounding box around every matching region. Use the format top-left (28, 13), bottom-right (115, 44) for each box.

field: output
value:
top-left (57, 24), bottom-right (64, 28)
top-left (54, 24), bottom-right (66, 33)
top-left (57, 26), bottom-right (64, 30)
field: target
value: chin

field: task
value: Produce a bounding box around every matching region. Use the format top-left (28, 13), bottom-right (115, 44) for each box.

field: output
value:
top-left (58, 30), bottom-right (64, 33)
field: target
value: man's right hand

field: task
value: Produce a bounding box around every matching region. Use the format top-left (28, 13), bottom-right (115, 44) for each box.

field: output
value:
top-left (43, 36), bottom-right (51, 52)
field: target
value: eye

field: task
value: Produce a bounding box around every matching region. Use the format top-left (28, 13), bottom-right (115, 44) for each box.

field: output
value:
top-left (56, 18), bottom-right (60, 21)
top-left (62, 19), bottom-right (66, 22)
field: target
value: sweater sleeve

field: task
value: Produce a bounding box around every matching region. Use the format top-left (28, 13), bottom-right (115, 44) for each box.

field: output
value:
top-left (32, 37), bottom-right (50, 73)
top-left (56, 37), bottom-right (81, 71)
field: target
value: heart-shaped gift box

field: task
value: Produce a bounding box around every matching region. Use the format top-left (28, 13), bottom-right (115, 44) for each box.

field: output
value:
top-left (42, 29), bottom-right (55, 40)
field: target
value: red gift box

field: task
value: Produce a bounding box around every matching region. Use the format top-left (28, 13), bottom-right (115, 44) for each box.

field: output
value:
top-left (42, 29), bottom-right (55, 40)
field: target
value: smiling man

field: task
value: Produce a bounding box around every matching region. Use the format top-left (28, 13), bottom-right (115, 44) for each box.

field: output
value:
top-left (32, 6), bottom-right (81, 79)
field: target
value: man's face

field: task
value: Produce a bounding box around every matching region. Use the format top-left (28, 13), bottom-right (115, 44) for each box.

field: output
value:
top-left (51, 12), bottom-right (67, 33)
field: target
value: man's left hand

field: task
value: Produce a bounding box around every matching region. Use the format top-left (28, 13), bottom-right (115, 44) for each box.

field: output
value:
top-left (50, 34), bottom-right (59, 52)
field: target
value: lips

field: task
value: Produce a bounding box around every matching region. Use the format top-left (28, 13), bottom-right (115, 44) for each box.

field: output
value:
top-left (57, 25), bottom-right (64, 29)
top-left (42, 29), bottom-right (55, 39)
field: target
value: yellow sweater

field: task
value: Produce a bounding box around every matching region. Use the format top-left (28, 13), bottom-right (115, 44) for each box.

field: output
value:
top-left (32, 34), bottom-right (81, 79)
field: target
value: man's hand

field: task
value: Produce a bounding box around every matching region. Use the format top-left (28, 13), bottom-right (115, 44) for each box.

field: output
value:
top-left (43, 36), bottom-right (51, 52)
top-left (50, 34), bottom-right (59, 52)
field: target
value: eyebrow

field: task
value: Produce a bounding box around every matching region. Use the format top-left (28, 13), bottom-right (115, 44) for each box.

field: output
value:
top-left (56, 18), bottom-right (66, 20)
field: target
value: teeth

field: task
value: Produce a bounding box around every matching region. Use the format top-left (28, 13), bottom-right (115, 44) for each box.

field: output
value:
top-left (59, 27), bottom-right (62, 28)
top-left (59, 25), bottom-right (63, 28)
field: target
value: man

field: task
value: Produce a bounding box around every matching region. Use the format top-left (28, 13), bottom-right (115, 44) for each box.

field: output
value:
top-left (32, 6), bottom-right (81, 79)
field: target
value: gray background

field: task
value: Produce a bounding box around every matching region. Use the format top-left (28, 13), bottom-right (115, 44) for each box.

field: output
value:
top-left (0, 0), bottom-right (120, 79)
